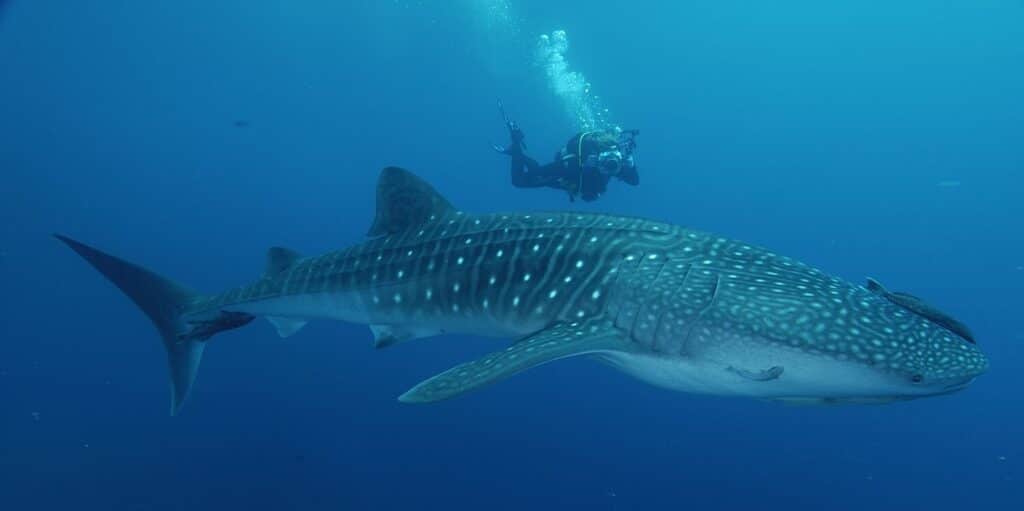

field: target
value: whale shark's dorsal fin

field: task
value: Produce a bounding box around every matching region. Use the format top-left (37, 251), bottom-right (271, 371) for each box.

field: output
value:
top-left (367, 167), bottom-right (457, 237)
top-left (398, 318), bottom-right (631, 403)
top-left (264, 247), bottom-right (302, 278)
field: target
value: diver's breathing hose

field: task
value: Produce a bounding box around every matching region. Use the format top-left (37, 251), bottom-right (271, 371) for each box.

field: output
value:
top-left (574, 131), bottom-right (597, 196)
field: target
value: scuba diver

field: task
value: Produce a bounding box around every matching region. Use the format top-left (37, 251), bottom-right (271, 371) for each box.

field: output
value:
top-left (493, 102), bottom-right (639, 202)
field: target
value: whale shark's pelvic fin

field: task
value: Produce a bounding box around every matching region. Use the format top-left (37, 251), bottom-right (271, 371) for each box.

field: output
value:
top-left (398, 318), bottom-right (629, 403)
top-left (266, 316), bottom-right (308, 338)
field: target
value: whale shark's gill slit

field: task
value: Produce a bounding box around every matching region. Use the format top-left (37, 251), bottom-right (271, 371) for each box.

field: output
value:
top-left (675, 263), bottom-right (707, 353)
top-left (605, 253), bottom-right (628, 291)
top-left (652, 261), bottom-right (693, 354)
top-left (609, 250), bottom-right (645, 336)
top-left (686, 273), bottom-right (723, 350)
top-left (650, 255), bottom-right (668, 283)
top-left (700, 274), bottom-right (723, 317)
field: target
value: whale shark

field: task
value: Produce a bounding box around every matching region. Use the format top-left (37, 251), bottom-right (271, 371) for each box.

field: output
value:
top-left (56, 167), bottom-right (988, 414)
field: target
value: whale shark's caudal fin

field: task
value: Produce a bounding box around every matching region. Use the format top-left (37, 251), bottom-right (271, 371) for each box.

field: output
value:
top-left (54, 234), bottom-right (249, 415)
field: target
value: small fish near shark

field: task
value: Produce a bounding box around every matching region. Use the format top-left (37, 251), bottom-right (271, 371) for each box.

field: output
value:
top-left (865, 278), bottom-right (976, 344)
top-left (56, 167), bottom-right (988, 414)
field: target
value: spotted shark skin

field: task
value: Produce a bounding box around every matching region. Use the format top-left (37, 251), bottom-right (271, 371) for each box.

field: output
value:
top-left (56, 167), bottom-right (988, 413)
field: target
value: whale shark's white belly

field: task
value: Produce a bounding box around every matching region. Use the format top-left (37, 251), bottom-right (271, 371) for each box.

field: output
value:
top-left (597, 334), bottom-right (913, 400)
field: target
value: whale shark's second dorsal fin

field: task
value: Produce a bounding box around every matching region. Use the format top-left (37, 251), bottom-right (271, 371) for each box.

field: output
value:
top-left (367, 167), bottom-right (457, 237)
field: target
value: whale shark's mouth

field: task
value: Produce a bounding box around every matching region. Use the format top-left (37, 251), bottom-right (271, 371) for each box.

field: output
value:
top-left (775, 376), bottom-right (978, 405)
top-left (938, 377), bottom-right (976, 393)
top-left (774, 396), bottom-right (915, 405)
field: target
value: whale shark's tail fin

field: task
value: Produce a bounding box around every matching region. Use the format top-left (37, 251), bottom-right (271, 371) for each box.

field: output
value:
top-left (54, 234), bottom-right (247, 415)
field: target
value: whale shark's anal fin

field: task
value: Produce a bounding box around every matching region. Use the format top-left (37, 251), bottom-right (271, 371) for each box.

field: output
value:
top-left (367, 167), bottom-right (457, 237)
top-left (398, 318), bottom-right (630, 403)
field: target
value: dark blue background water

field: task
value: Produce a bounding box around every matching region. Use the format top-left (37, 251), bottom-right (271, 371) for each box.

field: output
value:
top-left (2, 1), bottom-right (1021, 509)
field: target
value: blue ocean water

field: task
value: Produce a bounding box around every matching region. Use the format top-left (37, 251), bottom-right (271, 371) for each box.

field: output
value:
top-left (1, 1), bottom-right (1021, 509)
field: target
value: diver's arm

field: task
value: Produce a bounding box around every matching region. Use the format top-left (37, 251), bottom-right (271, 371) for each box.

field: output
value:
top-left (617, 166), bottom-right (639, 186)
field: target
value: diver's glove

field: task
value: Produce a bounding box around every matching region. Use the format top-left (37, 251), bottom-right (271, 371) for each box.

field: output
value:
top-left (492, 121), bottom-right (525, 156)
top-left (508, 121), bottom-right (524, 142)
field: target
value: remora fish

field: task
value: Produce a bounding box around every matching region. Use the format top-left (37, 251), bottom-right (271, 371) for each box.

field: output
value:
top-left (57, 167), bottom-right (987, 414)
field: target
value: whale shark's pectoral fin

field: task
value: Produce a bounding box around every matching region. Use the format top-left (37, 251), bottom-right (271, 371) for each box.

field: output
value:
top-left (370, 324), bottom-right (443, 349)
top-left (727, 365), bottom-right (784, 382)
top-left (398, 318), bottom-right (629, 403)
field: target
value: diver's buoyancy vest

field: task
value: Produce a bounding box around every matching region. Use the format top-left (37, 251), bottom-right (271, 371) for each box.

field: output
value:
top-left (552, 131), bottom-right (601, 200)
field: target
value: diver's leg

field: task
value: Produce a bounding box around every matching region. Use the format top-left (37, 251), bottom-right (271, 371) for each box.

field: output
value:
top-left (510, 154), bottom-right (546, 188)
top-left (498, 122), bottom-right (559, 189)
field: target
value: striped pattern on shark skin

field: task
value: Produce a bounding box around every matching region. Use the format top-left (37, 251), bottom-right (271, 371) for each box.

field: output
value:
top-left (191, 212), bottom-right (690, 338)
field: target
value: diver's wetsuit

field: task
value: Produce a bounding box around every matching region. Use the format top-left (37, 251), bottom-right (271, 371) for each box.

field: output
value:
top-left (508, 134), bottom-right (639, 202)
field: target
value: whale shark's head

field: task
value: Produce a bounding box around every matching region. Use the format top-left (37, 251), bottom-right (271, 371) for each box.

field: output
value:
top-left (854, 319), bottom-right (987, 402)
top-left (672, 267), bottom-right (990, 405)
top-left (766, 294), bottom-right (989, 404)
top-left (837, 278), bottom-right (988, 401)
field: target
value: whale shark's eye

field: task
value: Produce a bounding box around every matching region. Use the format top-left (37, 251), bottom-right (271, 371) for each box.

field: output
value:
top-left (911, 374), bottom-right (924, 384)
